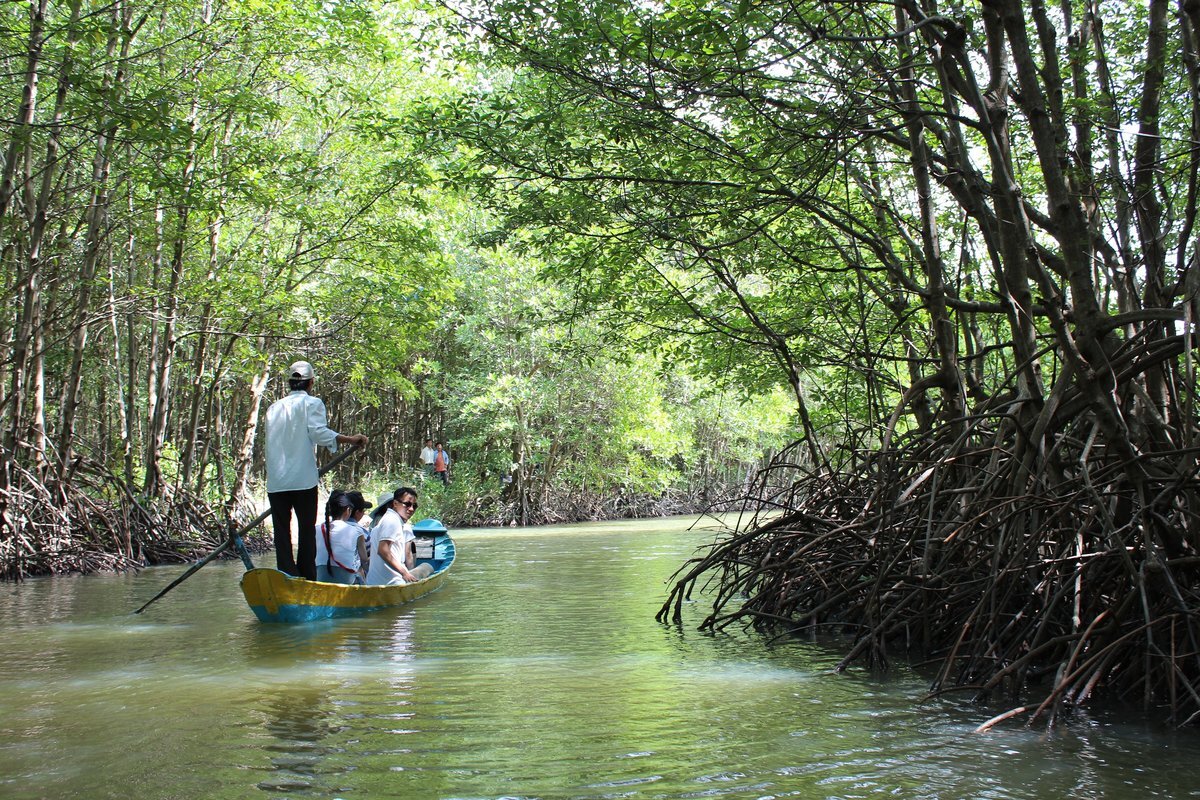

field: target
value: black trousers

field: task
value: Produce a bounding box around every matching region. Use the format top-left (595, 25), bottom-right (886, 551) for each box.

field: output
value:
top-left (268, 486), bottom-right (318, 580)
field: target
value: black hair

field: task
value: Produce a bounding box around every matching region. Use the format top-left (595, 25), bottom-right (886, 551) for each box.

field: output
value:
top-left (289, 377), bottom-right (312, 391)
top-left (344, 490), bottom-right (369, 512)
top-left (394, 486), bottom-right (418, 502)
top-left (322, 490), bottom-right (356, 538)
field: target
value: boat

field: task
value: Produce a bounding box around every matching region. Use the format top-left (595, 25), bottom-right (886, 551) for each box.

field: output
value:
top-left (240, 523), bottom-right (456, 623)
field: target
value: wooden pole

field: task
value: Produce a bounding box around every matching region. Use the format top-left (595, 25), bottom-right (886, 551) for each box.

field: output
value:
top-left (133, 444), bottom-right (362, 614)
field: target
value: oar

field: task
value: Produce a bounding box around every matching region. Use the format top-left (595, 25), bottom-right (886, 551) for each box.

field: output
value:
top-left (134, 443), bottom-right (363, 614)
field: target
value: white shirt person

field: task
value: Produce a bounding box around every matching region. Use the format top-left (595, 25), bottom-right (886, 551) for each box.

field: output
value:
top-left (264, 360), bottom-right (368, 580)
top-left (366, 488), bottom-right (434, 586)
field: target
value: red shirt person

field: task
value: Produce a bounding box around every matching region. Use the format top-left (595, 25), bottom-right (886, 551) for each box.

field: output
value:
top-left (433, 442), bottom-right (451, 485)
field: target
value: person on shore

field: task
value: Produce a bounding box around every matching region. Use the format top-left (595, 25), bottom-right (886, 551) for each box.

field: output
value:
top-left (419, 439), bottom-right (437, 477)
top-left (365, 487), bottom-right (434, 585)
top-left (315, 490), bottom-right (372, 584)
top-left (433, 442), bottom-right (451, 485)
top-left (265, 360), bottom-right (368, 580)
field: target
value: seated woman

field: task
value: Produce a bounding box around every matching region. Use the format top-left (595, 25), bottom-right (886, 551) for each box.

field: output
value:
top-left (315, 490), bottom-right (371, 584)
top-left (344, 490), bottom-right (372, 565)
top-left (365, 487), bottom-right (434, 586)
top-left (344, 489), bottom-right (373, 575)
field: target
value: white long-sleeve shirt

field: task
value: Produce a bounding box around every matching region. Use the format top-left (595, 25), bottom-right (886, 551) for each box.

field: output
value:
top-left (265, 390), bottom-right (340, 493)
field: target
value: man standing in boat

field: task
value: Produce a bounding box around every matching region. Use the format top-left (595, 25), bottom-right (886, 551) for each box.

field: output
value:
top-left (265, 360), bottom-right (369, 580)
top-left (366, 487), bottom-right (434, 585)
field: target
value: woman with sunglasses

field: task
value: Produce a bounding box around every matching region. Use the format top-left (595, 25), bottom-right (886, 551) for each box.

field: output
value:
top-left (365, 487), bottom-right (435, 585)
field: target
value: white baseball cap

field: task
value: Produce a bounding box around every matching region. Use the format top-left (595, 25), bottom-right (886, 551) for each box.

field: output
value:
top-left (287, 360), bottom-right (315, 380)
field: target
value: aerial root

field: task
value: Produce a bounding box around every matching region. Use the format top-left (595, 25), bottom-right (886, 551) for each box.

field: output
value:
top-left (660, 412), bottom-right (1200, 727)
top-left (0, 454), bottom-right (234, 580)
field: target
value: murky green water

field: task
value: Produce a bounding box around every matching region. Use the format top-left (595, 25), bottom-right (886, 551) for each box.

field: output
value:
top-left (1, 516), bottom-right (1197, 799)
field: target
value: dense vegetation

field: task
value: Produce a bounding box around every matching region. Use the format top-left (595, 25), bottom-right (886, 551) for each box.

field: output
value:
top-left (4, 0), bottom-right (1200, 726)
top-left (0, 0), bottom-right (793, 578)
top-left (435, 0), bottom-right (1200, 726)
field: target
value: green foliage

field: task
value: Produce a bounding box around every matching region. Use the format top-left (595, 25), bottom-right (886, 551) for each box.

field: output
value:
top-left (416, 0), bottom-right (931, 457)
top-left (412, 216), bottom-right (798, 522)
top-left (0, 0), bottom-right (829, 547)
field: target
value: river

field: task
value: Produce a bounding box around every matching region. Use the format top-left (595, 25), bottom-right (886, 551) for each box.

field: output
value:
top-left (1, 516), bottom-right (1196, 799)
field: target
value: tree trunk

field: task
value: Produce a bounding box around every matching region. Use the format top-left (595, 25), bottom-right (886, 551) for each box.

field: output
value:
top-left (896, 3), bottom-right (963, 427)
top-left (0, 0), bottom-right (47, 241)
top-left (142, 197), bottom-right (165, 493)
top-left (58, 0), bottom-right (129, 480)
top-left (228, 363), bottom-right (270, 513)
top-left (144, 98), bottom-right (200, 497)
top-left (180, 110), bottom-right (234, 491)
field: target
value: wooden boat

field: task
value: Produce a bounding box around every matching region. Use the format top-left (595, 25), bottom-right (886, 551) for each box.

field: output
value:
top-left (240, 531), bottom-right (455, 623)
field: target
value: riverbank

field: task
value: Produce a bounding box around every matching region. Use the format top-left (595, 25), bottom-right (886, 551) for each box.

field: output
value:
top-left (0, 465), bottom-right (746, 580)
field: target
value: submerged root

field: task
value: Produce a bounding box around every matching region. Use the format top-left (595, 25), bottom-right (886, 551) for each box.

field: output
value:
top-left (660, 410), bottom-right (1200, 727)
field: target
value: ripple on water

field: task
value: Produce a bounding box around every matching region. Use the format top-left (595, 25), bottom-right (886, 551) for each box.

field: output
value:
top-left (4, 521), bottom-right (1200, 800)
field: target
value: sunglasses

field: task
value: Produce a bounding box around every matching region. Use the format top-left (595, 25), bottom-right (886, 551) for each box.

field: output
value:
top-left (396, 500), bottom-right (418, 510)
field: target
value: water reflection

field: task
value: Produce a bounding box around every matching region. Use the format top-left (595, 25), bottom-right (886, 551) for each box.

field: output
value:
top-left (387, 612), bottom-right (418, 663)
top-left (249, 614), bottom-right (418, 797)
top-left (255, 687), bottom-right (345, 794)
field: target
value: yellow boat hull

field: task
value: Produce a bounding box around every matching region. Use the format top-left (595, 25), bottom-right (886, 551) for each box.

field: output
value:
top-left (240, 535), bottom-right (455, 623)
